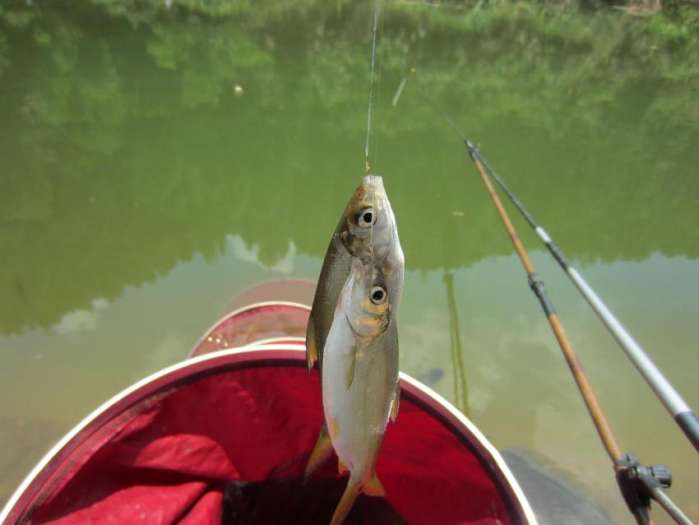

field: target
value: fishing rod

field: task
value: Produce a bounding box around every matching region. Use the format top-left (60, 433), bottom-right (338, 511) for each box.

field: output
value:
top-left (465, 140), bottom-right (694, 525)
top-left (395, 71), bottom-right (698, 449)
top-left (465, 143), bottom-right (623, 462)
top-left (466, 142), bottom-right (699, 455)
top-left (390, 51), bottom-right (694, 525)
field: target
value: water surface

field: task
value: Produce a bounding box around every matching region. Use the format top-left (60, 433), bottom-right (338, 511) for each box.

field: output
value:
top-left (1, 1), bottom-right (698, 522)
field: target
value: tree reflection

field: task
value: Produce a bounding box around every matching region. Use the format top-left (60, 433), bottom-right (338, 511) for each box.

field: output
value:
top-left (0, 0), bottom-right (697, 333)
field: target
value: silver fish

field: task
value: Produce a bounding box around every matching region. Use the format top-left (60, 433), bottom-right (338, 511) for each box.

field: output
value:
top-left (304, 175), bottom-right (404, 480)
top-left (322, 258), bottom-right (399, 525)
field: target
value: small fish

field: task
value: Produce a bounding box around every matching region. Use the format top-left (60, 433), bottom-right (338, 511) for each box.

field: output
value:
top-left (306, 175), bottom-right (404, 372)
top-left (322, 258), bottom-right (400, 525)
top-left (304, 175), bottom-right (404, 513)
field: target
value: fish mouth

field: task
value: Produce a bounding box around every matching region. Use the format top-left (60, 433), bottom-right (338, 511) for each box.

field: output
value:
top-left (345, 313), bottom-right (364, 338)
top-left (362, 174), bottom-right (384, 190)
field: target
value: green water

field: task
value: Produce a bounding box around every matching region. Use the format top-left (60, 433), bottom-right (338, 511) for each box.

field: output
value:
top-left (1, 1), bottom-right (698, 521)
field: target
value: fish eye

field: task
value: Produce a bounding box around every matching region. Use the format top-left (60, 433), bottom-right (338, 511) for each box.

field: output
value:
top-left (357, 208), bottom-right (376, 228)
top-left (370, 286), bottom-right (387, 305)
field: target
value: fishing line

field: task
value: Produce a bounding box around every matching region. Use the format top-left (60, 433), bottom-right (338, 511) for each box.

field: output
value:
top-left (371, 7), bottom-right (386, 173)
top-left (391, 77), bottom-right (408, 107)
top-left (365, 2), bottom-right (383, 269)
top-left (393, 68), bottom-right (468, 142)
top-left (365, 1), bottom-right (382, 173)
top-left (444, 272), bottom-right (469, 414)
top-left (364, 3), bottom-right (380, 172)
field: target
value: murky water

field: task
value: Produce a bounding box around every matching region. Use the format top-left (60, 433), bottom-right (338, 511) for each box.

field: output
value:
top-left (1, 1), bottom-right (698, 522)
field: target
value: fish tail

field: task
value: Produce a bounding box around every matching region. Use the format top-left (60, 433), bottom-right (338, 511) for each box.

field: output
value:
top-left (329, 478), bottom-right (362, 525)
top-left (304, 424), bottom-right (332, 480)
top-left (329, 471), bottom-right (385, 525)
top-left (363, 471), bottom-right (385, 497)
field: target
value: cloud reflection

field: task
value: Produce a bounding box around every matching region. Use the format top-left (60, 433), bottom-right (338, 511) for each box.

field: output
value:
top-left (227, 235), bottom-right (297, 275)
top-left (52, 298), bottom-right (109, 335)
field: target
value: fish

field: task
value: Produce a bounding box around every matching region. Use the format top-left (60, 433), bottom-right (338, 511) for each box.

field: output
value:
top-left (306, 174), bottom-right (404, 372)
top-left (304, 175), bottom-right (404, 478)
top-left (322, 258), bottom-right (400, 525)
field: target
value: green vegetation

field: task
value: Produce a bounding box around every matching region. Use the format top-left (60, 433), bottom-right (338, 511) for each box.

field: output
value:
top-left (0, 0), bottom-right (697, 333)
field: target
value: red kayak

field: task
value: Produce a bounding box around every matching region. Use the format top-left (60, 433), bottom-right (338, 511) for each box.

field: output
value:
top-left (0, 282), bottom-right (536, 524)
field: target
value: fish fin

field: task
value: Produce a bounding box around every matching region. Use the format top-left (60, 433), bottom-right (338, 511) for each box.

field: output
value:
top-left (328, 416), bottom-right (341, 440)
top-left (305, 320), bottom-right (318, 371)
top-left (390, 384), bottom-right (401, 422)
top-left (363, 472), bottom-right (385, 497)
top-left (304, 424), bottom-right (333, 479)
top-left (338, 458), bottom-right (349, 475)
top-left (345, 350), bottom-right (357, 389)
top-left (330, 479), bottom-right (362, 525)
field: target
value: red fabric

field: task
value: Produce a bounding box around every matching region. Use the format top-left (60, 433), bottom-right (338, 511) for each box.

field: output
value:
top-left (27, 366), bottom-right (514, 525)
